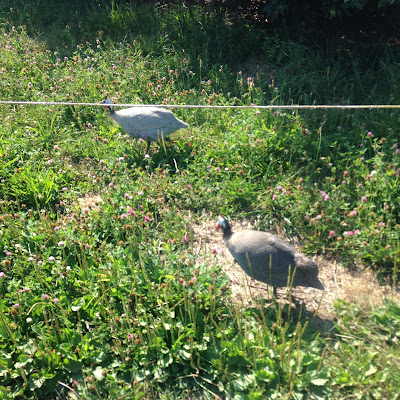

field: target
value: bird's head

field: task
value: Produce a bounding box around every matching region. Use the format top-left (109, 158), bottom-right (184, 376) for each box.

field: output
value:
top-left (294, 254), bottom-right (324, 290)
top-left (215, 216), bottom-right (232, 233)
top-left (100, 97), bottom-right (114, 112)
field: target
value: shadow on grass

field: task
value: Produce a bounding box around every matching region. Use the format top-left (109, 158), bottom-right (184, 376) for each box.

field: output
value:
top-left (1, 0), bottom-right (260, 69)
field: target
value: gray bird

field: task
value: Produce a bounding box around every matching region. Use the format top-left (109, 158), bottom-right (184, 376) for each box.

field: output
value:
top-left (216, 216), bottom-right (324, 297)
top-left (100, 98), bottom-right (188, 153)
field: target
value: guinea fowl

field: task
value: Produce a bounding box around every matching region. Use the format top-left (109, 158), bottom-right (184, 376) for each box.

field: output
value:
top-left (216, 216), bottom-right (324, 297)
top-left (100, 98), bottom-right (188, 153)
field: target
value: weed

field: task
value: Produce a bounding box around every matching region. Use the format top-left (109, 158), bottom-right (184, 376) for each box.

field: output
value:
top-left (0, 2), bottom-right (399, 398)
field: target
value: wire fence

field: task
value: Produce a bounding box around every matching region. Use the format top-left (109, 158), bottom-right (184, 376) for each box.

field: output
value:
top-left (1, 100), bottom-right (400, 109)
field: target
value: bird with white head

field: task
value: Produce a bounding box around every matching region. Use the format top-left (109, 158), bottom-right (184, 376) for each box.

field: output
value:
top-left (100, 98), bottom-right (188, 153)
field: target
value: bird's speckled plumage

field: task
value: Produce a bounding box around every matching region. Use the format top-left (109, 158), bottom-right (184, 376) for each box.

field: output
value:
top-left (101, 98), bottom-right (188, 141)
top-left (216, 216), bottom-right (324, 291)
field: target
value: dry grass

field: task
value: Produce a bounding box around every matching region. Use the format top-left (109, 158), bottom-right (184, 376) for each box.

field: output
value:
top-left (76, 194), bottom-right (103, 211)
top-left (190, 216), bottom-right (400, 330)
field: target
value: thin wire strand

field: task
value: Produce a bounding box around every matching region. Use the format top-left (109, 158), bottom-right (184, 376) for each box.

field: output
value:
top-left (0, 100), bottom-right (400, 109)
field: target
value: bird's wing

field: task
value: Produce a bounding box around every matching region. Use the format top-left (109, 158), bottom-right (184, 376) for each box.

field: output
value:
top-left (228, 230), bottom-right (297, 268)
top-left (116, 108), bottom-right (173, 131)
top-left (229, 231), bottom-right (295, 255)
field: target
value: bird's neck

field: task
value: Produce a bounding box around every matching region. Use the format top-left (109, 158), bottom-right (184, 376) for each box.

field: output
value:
top-left (223, 229), bottom-right (233, 241)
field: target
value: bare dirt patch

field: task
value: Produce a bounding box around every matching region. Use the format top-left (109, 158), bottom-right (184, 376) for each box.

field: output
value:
top-left (76, 195), bottom-right (103, 211)
top-left (190, 217), bottom-right (400, 330)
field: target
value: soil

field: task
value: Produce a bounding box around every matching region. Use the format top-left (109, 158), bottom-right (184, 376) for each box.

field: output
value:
top-left (76, 195), bottom-right (103, 211)
top-left (190, 217), bottom-right (400, 332)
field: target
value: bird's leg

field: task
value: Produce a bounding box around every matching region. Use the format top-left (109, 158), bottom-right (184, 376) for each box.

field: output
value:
top-left (145, 140), bottom-right (151, 155)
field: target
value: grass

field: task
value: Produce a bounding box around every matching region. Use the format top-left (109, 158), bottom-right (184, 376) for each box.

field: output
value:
top-left (0, 0), bottom-right (400, 398)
